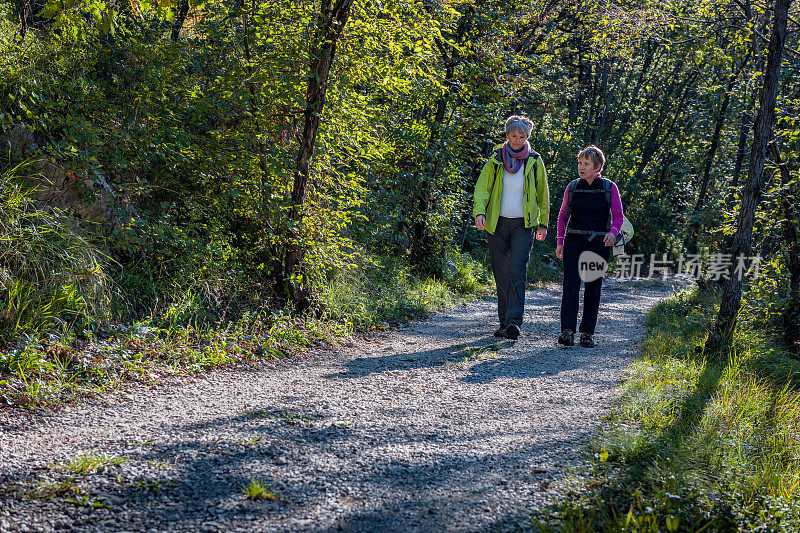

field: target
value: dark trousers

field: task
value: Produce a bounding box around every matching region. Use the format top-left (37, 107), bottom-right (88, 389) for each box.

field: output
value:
top-left (561, 243), bottom-right (611, 334)
top-left (488, 217), bottom-right (533, 327)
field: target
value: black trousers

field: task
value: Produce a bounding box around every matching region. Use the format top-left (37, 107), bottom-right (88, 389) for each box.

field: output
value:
top-left (561, 242), bottom-right (611, 334)
top-left (488, 217), bottom-right (533, 327)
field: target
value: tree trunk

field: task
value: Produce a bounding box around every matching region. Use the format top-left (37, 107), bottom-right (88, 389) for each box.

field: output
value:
top-left (459, 137), bottom-right (493, 252)
top-left (593, 60), bottom-right (610, 144)
top-left (17, 0), bottom-right (29, 38)
top-left (624, 68), bottom-right (695, 202)
top-left (583, 58), bottom-right (610, 145)
top-left (567, 36), bottom-right (591, 128)
top-left (731, 107), bottom-right (752, 194)
top-left (726, 98), bottom-right (758, 254)
top-left (170, 0), bottom-right (190, 41)
top-left (409, 46), bottom-right (453, 274)
top-left (771, 142), bottom-right (800, 354)
top-left (283, 0), bottom-right (356, 311)
top-left (606, 42), bottom-right (658, 154)
top-left (512, 0), bottom-right (567, 53)
top-left (727, 2), bottom-right (766, 234)
top-left (687, 53), bottom-right (750, 255)
top-left (241, 3), bottom-right (265, 174)
top-left (409, 3), bottom-right (477, 275)
top-left (575, 49), bottom-right (592, 127)
top-left (238, 0), bottom-right (280, 283)
top-left (707, 0), bottom-right (791, 349)
top-left (583, 61), bottom-right (600, 144)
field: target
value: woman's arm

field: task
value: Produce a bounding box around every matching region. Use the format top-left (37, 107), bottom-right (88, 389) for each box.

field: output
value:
top-left (473, 160), bottom-right (495, 221)
top-left (535, 157), bottom-right (550, 228)
top-left (556, 187), bottom-right (570, 246)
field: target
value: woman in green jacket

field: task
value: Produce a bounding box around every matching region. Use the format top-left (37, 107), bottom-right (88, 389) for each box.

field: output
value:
top-left (473, 115), bottom-right (550, 339)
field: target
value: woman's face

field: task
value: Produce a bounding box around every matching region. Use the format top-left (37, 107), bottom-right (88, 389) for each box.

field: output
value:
top-left (506, 130), bottom-right (528, 151)
top-left (577, 156), bottom-right (600, 180)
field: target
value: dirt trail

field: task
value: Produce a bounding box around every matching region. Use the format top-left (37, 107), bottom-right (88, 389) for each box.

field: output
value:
top-left (0, 279), bottom-right (675, 532)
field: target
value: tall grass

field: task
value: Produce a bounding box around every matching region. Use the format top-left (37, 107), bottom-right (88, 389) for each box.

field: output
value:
top-left (0, 242), bottom-right (493, 407)
top-left (536, 287), bottom-right (800, 531)
top-left (0, 164), bottom-right (111, 347)
top-left (318, 251), bottom-right (492, 330)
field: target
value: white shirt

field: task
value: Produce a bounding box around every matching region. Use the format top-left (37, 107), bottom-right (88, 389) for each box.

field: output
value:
top-left (498, 165), bottom-right (525, 218)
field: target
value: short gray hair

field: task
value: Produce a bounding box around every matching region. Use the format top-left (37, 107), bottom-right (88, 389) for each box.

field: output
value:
top-left (504, 115), bottom-right (533, 137)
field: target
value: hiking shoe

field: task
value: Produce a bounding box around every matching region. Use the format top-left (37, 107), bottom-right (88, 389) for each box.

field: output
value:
top-left (558, 329), bottom-right (575, 346)
top-left (494, 326), bottom-right (507, 338)
top-left (505, 323), bottom-right (520, 340)
top-left (580, 332), bottom-right (595, 348)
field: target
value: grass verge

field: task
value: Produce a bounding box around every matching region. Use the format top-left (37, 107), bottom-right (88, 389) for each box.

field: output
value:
top-left (0, 252), bottom-right (494, 409)
top-left (534, 287), bottom-right (800, 532)
top-left (4, 452), bottom-right (127, 505)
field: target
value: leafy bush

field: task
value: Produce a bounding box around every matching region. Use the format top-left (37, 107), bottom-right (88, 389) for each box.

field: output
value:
top-left (740, 254), bottom-right (796, 346)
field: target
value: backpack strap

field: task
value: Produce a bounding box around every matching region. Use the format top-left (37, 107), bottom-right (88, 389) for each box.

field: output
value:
top-left (603, 178), bottom-right (612, 230)
top-left (566, 178), bottom-right (613, 232)
top-left (565, 179), bottom-right (580, 218)
top-left (491, 151), bottom-right (541, 224)
top-left (565, 228), bottom-right (608, 241)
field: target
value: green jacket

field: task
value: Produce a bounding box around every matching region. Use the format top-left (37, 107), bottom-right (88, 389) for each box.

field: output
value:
top-left (472, 145), bottom-right (550, 235)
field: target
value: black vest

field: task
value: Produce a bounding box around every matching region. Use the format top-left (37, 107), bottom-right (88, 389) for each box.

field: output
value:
top-left (565, 178), bottom-right (611, 247)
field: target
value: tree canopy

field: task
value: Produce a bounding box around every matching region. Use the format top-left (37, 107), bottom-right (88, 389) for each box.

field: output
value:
top-left (0, 0), bottom-right (798, 352)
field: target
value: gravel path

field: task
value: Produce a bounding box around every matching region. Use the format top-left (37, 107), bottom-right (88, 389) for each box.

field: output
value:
top-left (0, 279), bottom-right (674, 532)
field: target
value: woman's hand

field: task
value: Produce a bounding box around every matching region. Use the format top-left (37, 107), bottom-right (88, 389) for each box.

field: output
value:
top-left (475, 215), bottom-right (486, 231)
top-left (535, 227), bottom-right (547, 241)
top-left (603, 232), bottom-right (615, 247)
top-left (556, 245), bottom-right (564, 260)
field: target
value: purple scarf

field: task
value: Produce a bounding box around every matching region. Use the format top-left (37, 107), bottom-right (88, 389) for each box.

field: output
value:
top-left (501, 141), bottom-right (531, 173)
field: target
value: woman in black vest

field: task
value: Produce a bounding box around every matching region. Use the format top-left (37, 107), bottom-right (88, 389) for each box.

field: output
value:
top-left (555, 146), bottom-right (624, 347)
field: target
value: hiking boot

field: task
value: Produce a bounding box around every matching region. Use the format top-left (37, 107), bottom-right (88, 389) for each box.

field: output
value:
top-left (494, 326), bottom-right (507, 338)
top-left (558, 329), bottom-right (575, 346)
top-left (505, 323), bottom-right (520, 340)
top-left (580, 332), bottom-right (595, 348)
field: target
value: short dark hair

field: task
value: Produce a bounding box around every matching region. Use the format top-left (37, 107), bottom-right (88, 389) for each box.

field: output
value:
top-left (578, 145), bottom-right (605, 170)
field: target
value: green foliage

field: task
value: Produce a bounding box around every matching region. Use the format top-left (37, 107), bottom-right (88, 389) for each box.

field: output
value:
top-left (0, 0), bottom-right (798, 432)
top-left (318, 252), bottom-right (489, 330)
top-left (243, 479), bottom-right (278, 501)
top-left (0, 256), bottom-right (483, 407)
top-left (740, 248), bottom-right (795, 341)
top-left (443, 250), bottom-right (493, 293)
top-left (56, 453), bottom-right (127, 475)
top-left (0, 164), bottom-right (111, 345)
top-left (26, 478), bottom-right (77, 500)
top-left (535, 288), bottom-right (800, 531)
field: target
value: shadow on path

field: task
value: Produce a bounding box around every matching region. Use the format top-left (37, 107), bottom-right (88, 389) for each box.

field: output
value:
top-left (324, 337), bottom-right (510, 380)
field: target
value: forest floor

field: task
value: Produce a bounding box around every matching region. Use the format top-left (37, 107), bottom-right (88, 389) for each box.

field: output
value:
top-left (0, 278), bottom-right (677, 532)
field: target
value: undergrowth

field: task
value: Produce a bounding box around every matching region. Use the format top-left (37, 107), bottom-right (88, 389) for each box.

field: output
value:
top-left (534, 286), bottom-right (800, 532)
top-left (0, 164), bottom-right (112, 346)
top-left (0, 260), bottom-right (491, 408)
top-left (0, 175), bottom-right (494, 408)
